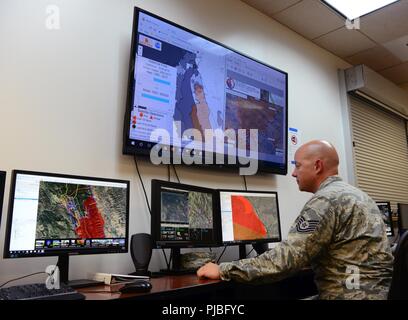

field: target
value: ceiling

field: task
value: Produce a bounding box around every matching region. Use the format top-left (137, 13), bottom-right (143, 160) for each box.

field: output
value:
top-left (241, 0), bottom-right (408, 91)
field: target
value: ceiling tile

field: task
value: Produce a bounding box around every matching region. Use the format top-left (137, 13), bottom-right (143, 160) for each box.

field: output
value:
top-left (382, 35), bottom-right (408, 62)
top-left (345, 45), bottom-right (402, 71)
top-left (379, 61), bottom-right (408, 84)
top-left (241, 0), bottom-right (302, 16)
top-left (359, 0), bottom-right (408, 43)
top-left (313, 27), bottom-right (377, 58)
top-left (272, 0), bottom-right (345, 40)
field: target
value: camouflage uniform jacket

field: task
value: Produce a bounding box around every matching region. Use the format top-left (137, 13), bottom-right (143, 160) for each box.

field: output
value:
top-left (219, 176), bottom-right (394, 299)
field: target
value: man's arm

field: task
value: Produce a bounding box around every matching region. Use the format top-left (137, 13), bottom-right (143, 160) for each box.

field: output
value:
top-left (198, 196), bottom-right (336, 282)
top-left (197, 262), bottom-right (221, 279)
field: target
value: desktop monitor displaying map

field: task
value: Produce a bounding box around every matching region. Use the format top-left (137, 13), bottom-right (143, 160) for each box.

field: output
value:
top-left (376, 201), bottom-right (394, 237)
top-left (398, 203), bottom-right (408, 231)
top-left (219, 190), bottom-right (282, 245)
top-left (3, 170), bottom-right (129, 259)
top-left (123, 7), bottom-right (288, 175)
top-left (151, 180), bottom-right (221, 248)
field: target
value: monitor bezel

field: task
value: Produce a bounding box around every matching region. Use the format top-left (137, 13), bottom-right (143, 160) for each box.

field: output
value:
top-left (151, 179), bottom-right (222, 249)
top-left (375, 201), bottom-right (394, 237)
top-left (122, 7), bottom-right (289, 175)
top-left (397, 203), bottom-right (408, 231)
top-left (217, 188), bottom-right (282, 246)
top-left (3, 169), bottom-right (130, 259)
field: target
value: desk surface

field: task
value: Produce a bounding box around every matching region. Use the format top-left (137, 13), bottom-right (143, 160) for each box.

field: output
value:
top-left (78, 269), bottom-right (316, 300)
top-left (78, 274), bottom-right (224, 300)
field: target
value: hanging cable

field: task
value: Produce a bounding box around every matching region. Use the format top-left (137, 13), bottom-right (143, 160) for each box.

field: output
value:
top-left (133, 154), bottom-right (151, 214)
top-left (162, 249), bottom-right (170, 270)
top-left (0, 272), bottom-right (47, 289)
top-left (246, 248), bottom-right (254, 258)
top-left (216, 246), bottom-right (228, 264)
top-left (172, 164), bottom-right (180, 183)
top-left (167, 164), bottom-right (170, 182)
top-left (243, 175), bottom-right (248, 191)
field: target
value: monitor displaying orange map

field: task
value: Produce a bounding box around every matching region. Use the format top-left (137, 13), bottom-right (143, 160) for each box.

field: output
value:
top-left (219, 190), bottom-right (282, 245)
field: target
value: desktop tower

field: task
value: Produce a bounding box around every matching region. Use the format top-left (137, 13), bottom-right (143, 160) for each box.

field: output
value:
top-left (130, 233), bottom-right (153, 276)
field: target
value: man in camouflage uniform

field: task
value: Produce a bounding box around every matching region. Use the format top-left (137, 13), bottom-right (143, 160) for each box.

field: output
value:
top-left (197, 140), bottom-right (393, 299)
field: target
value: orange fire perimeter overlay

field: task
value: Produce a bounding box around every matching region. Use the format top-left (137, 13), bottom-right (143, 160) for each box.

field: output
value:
top-left (75, 197), bottom-right (105, 238)
top-left (231, 195), bottom-right (267, 240)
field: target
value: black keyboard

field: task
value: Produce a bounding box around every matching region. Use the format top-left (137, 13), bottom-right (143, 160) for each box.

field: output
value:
top-left (0, 283), bottom-right (86, 300)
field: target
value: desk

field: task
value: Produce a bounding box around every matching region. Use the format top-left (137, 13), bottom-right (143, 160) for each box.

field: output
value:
top-left (78, 270), bottom-right (317, 300)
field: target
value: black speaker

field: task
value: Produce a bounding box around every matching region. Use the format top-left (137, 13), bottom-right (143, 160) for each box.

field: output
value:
top-left (252, 242), bottom-right (269, 255)
top-left (130, 233), bottom-right (153, 276)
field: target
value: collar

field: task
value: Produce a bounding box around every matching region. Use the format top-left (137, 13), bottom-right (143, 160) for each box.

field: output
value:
top-left (316, 175), bottom-right (342, 192)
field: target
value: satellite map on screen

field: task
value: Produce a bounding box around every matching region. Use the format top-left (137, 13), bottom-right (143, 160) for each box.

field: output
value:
top-left (161, 189), bottom-right (213, 229)
top-left (231, 195), bottom-right (279, 240)
top-left (36, 182), bottom-right (127, 239)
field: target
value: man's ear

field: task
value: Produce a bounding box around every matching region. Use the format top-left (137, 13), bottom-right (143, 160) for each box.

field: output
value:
top-left (315, 159), bottom-right (324, 174)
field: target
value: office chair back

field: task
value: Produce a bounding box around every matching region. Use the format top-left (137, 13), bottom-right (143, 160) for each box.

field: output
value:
top-left (388, 230), bottom-right (408, 300)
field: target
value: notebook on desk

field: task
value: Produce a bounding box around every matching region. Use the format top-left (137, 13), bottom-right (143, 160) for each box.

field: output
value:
top-left (93, 273), bottom-right (149, 285)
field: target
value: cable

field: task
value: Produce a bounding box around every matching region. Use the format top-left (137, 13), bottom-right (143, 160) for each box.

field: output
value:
top-left (167, 164), bottom-right (170, 182)
top-left (0, 272), bottom-right (46, 289)
top-left (216, 246), bottom-right (228, 264)
top-left (172, 164), bottom-right (180, 183)
top-left (243, 175), bottom-right (248, 191)
top-left (162, 249), bottom-right (170, 270)
top-left (246, 248), bottom-right (254, 258)
top-left (133, 154), bottom-right (151, 214)
top-left (81, 290), bottom-right (121, 294)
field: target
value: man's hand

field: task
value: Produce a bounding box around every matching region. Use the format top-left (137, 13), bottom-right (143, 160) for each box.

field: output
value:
top-left (197, 262), bottom-right (221, 279)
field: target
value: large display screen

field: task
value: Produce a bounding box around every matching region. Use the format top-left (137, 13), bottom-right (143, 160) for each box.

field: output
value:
top-left (123, 8), bottom-right (288, 175)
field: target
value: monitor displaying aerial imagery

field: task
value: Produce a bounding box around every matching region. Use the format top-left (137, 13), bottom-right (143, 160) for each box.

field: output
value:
top-left (151, 179), bottom-right (221, 248)
top-left (123, 7), bottom-right (288, 175)
top-left (219, 190), bottom-right (282, 245)
top-left (4, 170), bottom-right (129, 258)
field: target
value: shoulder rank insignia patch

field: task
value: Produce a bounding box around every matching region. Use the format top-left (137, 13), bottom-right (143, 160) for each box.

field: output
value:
top-left (296, 216), bottom-right (320, 233)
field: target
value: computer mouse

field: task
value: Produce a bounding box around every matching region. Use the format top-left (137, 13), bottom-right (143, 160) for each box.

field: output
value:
top-left (119, 281), bottom-right (152, 294)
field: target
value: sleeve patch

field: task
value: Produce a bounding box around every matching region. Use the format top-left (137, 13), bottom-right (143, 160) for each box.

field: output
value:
top-left (295, 216), bottom-right (320, 233)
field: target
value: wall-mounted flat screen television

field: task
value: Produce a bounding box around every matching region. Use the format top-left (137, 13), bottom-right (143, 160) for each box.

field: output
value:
top-left (123, 7), bottom-right (288, 175)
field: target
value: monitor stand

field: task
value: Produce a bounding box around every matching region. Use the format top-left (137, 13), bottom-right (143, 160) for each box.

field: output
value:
top-left (239, 244), bottom-right (247, 260)
top-left (238, 243), bottom-right (268, 260)
top-left (157, 248), bottom-right (196, 275)
top-left (57, 254), bottom-right (104, 288)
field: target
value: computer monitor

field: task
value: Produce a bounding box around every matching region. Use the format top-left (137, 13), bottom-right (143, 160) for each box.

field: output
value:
top-left (376, 202), bottom-right (394, 237)
top-left (123, 7), bottom-right (288, 175)
top-left (3, 170), bottom-right (130, 287)
top-left (218, 189), bottom-right (282, 258)
top-left (397, 203), bottom-right (408, 232)
top-left (0, 171), bottom-right (6, 228)
top-left (151, 179), bottom-right (221, 272)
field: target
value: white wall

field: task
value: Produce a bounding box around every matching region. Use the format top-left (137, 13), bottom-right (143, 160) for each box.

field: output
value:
top-left (0, 0), bottom-right (350, 285)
